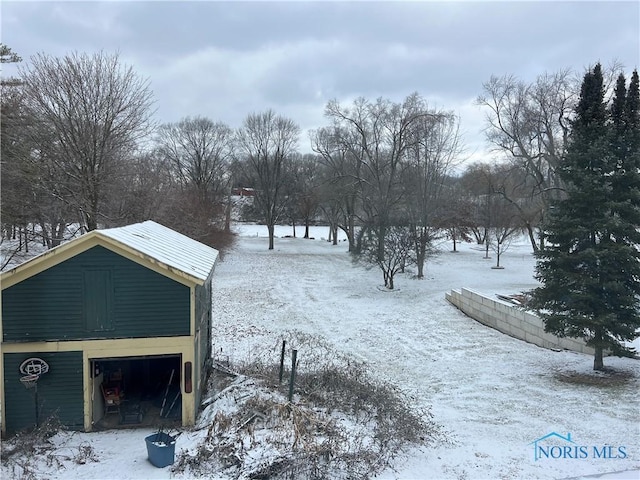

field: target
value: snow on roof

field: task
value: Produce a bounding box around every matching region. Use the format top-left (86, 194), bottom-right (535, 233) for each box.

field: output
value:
top-left (98, 220), bottom-right (218, 283)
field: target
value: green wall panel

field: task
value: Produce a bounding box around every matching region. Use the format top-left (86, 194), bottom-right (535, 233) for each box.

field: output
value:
top-left (3, 351), bottom-right (84, 434)
top-left (3, 246), bottom-right (190, 342)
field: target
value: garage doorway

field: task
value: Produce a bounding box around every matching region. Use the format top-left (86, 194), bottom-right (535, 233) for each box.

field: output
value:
top-left (90, 354), bottom-right (181, 430)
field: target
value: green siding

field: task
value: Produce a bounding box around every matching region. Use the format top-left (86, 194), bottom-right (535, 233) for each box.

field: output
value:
top-left (84, 269), bottom-right (114, 331)
top-left (2, 246), bottom-right (190, 342)
top-left (3, 351), bottom-right (83, 433)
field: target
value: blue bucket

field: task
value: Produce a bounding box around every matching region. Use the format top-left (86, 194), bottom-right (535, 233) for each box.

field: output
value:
top-left (145, 432), bottom-right (176, 468)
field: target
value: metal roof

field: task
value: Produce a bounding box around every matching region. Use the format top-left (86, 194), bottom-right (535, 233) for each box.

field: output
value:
top-left (97, 221), bottom-right (219, 283)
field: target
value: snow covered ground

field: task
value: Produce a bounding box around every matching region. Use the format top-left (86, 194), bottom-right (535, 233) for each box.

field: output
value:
top-left (1, 224), bottom-right (639, 479)
top-left (213, 225), bottom-right (640, 480)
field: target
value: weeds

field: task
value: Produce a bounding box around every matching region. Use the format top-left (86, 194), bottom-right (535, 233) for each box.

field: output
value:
top-left (1, 414), bottom-right (64, 462)
top-left (1, 414), bottom-right (98, 480)
top-left (173, 331), bottom-right (441, 480)
top-left (1, 414), bottom-right (64, 480)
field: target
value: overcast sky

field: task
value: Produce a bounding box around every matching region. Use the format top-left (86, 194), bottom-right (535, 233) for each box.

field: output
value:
top-left (2, 1), bottom-right (639, 162)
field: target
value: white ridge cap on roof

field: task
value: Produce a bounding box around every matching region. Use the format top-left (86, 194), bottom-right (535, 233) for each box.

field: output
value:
top-left (97, 220), bottom-right (218, 282)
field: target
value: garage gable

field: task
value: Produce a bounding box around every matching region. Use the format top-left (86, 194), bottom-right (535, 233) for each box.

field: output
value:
top-left (1, 221), bottom-right (219, 290)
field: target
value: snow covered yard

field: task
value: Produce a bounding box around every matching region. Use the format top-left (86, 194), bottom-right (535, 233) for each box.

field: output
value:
top-left (1, 224), bottom-right (638, 479)
top-left (211, 225), bottom-right (640, 480)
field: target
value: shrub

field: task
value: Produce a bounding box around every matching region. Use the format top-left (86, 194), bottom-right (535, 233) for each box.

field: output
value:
top-left (174, 331), bottom-right (441, 479)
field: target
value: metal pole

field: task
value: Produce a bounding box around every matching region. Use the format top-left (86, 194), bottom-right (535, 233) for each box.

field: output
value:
top-left (278, 340), bottom-right (286, 385)
top-left (288, 349), bottom-right (297, 402)
top-left (35, 383), bottom-right (39, 428)
top-left (160, 369), bottom-right (175, 417)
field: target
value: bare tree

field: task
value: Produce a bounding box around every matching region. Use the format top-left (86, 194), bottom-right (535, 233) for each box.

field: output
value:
top-left (311, 126), bottom-right (362, 251)
top-left (0, 44), bottom-right (44, 265)
top-left (438, 179), bottom-right (475, 252)
top-left (29, 135), bottom-right (77, 247)
top-left (359, 225), bottom-right (413, 290)
top-left (157, 116), bottom-right (234, 202)
top-left (1, 45), bottom-right (80, 250)
top-left (298, 154), bottom-right (323, 240)
top-left (403, 111), bottom-right (463, 277)
top-left (486, 196), bottom-right (520, 269)
top-left (236, 110), bottom-right (300, 250)
top-left (477, 70), bottom-right (575, 250)
top-left (284, 153), bottom-right (323, 239)
top-left (19, 51), bottom-right (155, 231)
top-left (462, 162), bottom-right (524, 263)
top-left (108, 148), bottom-right (175, 225)
top-left (324, 93), bottom-right (437, 261)
top-left (0, 48), bottom-right (72, 260)
top-left (1, 46), bottom-right (30, 239)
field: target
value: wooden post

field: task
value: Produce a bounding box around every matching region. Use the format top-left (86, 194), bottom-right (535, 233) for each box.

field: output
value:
top-left (288, 349), bottom-right (297, 402)
top-left (278, 340), bottom-right (286, 385)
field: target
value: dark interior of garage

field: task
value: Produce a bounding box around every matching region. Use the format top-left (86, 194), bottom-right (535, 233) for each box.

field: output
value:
top-left (91, 355), bottom-right (182, 430)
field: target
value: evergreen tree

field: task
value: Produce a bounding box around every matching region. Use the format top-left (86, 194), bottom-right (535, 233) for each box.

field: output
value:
top-left (529, 64), bottom-right (640, 370)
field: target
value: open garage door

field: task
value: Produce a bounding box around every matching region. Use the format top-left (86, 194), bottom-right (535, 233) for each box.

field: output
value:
top-left (90, 354), bottom-right (181, 430)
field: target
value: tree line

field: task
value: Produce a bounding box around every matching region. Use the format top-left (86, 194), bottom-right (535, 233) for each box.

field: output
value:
top-left (1, 46), bottom-right (638, 369)
top-left (2, 48), bottom-right (463, 266)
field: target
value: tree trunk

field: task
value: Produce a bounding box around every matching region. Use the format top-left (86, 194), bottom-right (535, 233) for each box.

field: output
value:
top-left (416, 247), bottom-right (425, 279)
top-left (347, 214), bottom-right (356, 252)
top-left (594, 347), bottom-right (604, 371)
top-left (224, 195), bottom-right (231, 233)
top-left (593, 326), bottom-right (604, 370)
top-left (525, 223), bottom-right (539, 253)
top-left (415, 229), bottom-right (426, 278)
top-left (85, 208), bottom-right (98, 232)
top-left (39, 221), bottom-right (51, 249)
top-left (86, 189), bottom-right (100, 231)
top-left (268, 224), bottom-right (275, 250)
top-left (53, 221), bottom-right (66, 248)
top-left (20, 226), bottom-right (29, 253)
top-left (332, 225), bottom-right (338, 245)
top-left (377, 224), bottom-right (386, 262)
top-left (354, 226), bottom-right (365, 254)
top-left (38, 223), bottom-right (46, 247)
top-left (87, 217), bottom-right (98, 231)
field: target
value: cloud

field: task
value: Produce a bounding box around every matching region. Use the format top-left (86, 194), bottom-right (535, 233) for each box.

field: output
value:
top-left (2, 0), bottom-right (638, 163)
top-left (48, 2), bottom-right (128, 37)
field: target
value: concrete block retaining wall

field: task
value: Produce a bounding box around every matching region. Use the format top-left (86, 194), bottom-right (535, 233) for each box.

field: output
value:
top-left (446, 288), bottom-right (594, 355)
